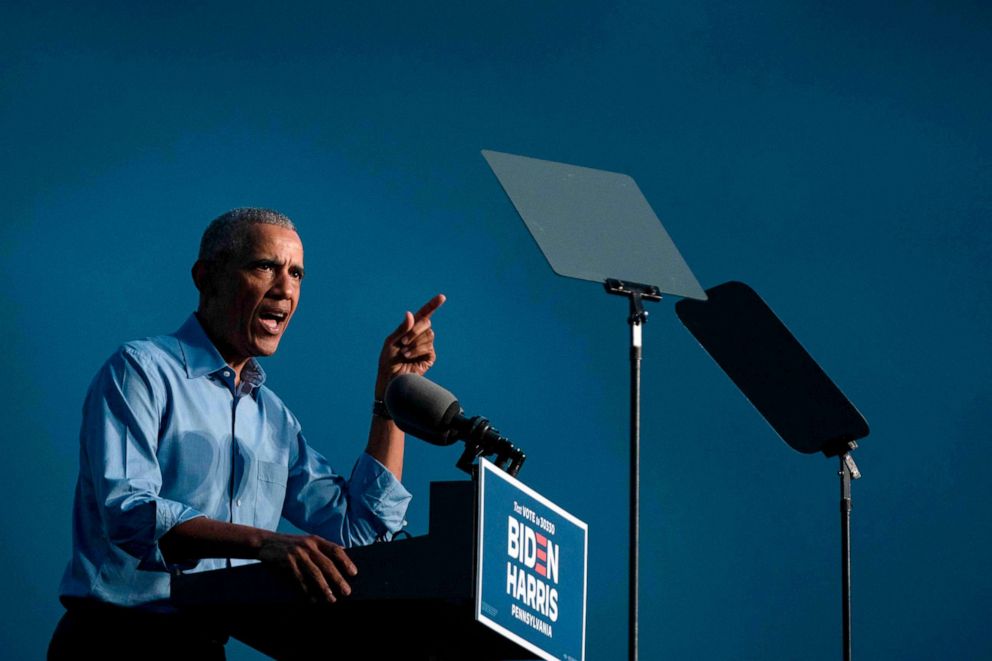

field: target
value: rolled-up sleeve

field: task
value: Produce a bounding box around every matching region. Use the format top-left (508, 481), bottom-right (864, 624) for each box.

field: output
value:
top-left (282, 433), bottom-right (412, 547)
top-left (83, 348), bottom-right (204, 571)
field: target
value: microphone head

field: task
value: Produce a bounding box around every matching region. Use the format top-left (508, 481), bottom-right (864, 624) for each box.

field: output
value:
top-left (384, 374), bottom-right (463, 446)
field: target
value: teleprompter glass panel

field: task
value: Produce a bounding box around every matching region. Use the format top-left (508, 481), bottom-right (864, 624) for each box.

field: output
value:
top-left (483, 150), bottom-right (706, 301)
top-left (676, 281), bottom-right (869, 455)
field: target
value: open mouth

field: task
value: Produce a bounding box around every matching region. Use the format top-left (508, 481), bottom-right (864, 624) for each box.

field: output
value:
top-left (258, 310), bottom-right (288, 334)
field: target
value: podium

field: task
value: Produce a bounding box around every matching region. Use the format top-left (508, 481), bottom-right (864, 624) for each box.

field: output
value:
top-left (172, 461), bottom-right (588, 660)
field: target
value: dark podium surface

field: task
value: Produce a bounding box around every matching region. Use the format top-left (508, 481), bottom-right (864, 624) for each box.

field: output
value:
top-left (172, 481), bottom-right (539, 660)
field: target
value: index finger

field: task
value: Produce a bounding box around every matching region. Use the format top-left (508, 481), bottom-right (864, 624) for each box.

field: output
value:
top-left (413, 293), bottom-right (446, 321)
top-left (316, 538), bottom-right (358, 577)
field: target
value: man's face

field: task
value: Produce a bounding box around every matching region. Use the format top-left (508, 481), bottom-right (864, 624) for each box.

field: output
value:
top-left (201, 223), bottom-right (305, 366)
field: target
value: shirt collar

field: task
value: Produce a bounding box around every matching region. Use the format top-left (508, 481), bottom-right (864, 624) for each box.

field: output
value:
top-left (240, 357), bottom-right (266, 392)
top-left (175, 314), bottom-right (267, 390)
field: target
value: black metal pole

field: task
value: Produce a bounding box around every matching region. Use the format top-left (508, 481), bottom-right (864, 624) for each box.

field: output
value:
top-left (629, 318), bottom-right (642, 661)
top-left (840, 452), bottom-right (855, 661)
top-left (604, 279), bottom-right (659, 661)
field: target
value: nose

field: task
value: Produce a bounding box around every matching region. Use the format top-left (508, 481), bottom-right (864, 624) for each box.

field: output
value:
top-left (270, 268), bottom-right (297, 299)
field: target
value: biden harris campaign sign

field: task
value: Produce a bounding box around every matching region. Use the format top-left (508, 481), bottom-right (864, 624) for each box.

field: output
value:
top-left (476, 458), bottom-right (588, 661)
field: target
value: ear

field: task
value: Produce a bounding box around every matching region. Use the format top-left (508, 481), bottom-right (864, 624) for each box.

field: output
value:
top-left (191, 260), bottom-right (209, 294)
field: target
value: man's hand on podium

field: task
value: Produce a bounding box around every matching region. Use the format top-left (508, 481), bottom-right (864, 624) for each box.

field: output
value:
top-left (258, 532), bottom-right (358, 604)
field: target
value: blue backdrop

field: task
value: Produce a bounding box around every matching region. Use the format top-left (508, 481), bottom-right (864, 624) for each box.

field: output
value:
top-left (2, 2), bottom-right (989, 659)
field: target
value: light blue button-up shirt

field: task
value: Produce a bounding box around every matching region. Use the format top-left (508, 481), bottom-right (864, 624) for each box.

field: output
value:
top-left (59, 314), bottom-right (412, 609)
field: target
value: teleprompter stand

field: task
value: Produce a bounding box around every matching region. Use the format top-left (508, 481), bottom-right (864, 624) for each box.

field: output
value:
top-left (603, 278), bottom-right (661, 661)
top-left (483, 150), bottom-right (706, 661)
top-left (675, 281), bottom-right (870, 661)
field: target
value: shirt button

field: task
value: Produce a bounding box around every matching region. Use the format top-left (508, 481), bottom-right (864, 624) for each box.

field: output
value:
top-left (223, 370), bottom-right (231, 378)
top-left (236, 499), bottom-right (242, 507)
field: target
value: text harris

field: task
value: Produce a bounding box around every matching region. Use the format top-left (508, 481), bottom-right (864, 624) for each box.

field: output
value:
top-left (506, 514), bottom-right (559, 637)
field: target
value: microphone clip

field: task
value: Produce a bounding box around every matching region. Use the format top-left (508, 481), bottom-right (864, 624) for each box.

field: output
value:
top-left (454, 415), bottom-right (526, 477)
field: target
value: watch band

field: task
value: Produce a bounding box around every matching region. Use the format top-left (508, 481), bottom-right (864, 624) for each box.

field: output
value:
top-left (372, 399), bottom-right (392, 420)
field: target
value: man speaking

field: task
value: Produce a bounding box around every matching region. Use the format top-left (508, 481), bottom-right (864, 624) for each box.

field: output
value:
top-left (49, 208), bottom-right (444, 658)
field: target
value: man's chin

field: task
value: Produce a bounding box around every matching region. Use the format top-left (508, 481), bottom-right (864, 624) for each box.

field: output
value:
top-left (250, 337), bottom-right (282, 357)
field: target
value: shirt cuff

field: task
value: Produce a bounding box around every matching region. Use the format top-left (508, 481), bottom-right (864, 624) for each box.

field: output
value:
top-left (135, 501), bottom-right (206, 572)
top-left (350, 453), bottom-right (412, 537)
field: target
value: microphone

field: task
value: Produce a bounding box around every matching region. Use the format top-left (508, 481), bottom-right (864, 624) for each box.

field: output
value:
top-left (384, 374), bottom-right (526, 476)
top-left (382, 373), bottom-right (463, 446)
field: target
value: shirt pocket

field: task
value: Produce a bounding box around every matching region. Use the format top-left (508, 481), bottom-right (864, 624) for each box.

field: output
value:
top-left (254, 461), bottom-right (289, 529)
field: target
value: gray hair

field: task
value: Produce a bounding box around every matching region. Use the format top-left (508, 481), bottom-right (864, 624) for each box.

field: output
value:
top-left (198, 208), bottom-right (298, 262)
